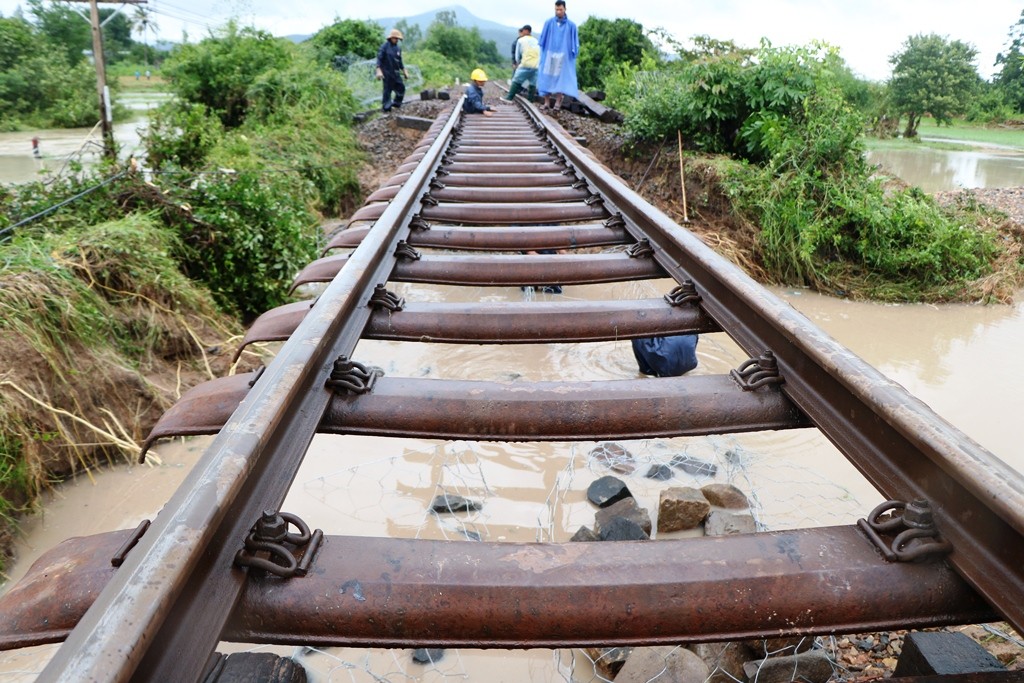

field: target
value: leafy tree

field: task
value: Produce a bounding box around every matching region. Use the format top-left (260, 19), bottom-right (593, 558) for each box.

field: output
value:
top-left (308, 18), bottom-right (381, 66)
top-left (131, 7), bottom-right (158, 67)
top-left (994, 10), bottom-right (1024, 113)
top-left (421, 20), bottom-right (501, 70)
top-left (576, 17), bottom-right (655, 90)
top-left (161, 22), bottom-right (294, 128)
top-left (100, 10), bottom-right (133, 61)
top-left (26, 0), bottom-right (89, 65)
top-left (434, 10), bottom-right (457, 28)
top-left (0, 15), bottom-right (98, 128)
top-left (888, 33), bottom-right (980, 137)
top-left (678, 35), bottom-right (752, 62)
top-left (394, 19), bottom-right (422, 51)
top-left (0, 16), bottom-right (34, 71)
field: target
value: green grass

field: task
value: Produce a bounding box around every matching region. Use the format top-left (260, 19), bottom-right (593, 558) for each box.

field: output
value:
top-left (865, 119), bottom-right (1024, 153)
top-left (914, 118), bottom-right (1024, 149)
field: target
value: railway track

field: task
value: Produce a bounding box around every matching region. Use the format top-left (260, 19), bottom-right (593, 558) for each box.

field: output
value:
top-left (1, 96), bottom-right (1023, 682)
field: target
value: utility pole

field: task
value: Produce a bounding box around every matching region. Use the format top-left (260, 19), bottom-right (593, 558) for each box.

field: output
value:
top-left (68, 0), bottom-right (147, 162)
top-left (87, 0), bottom-right (115, 160)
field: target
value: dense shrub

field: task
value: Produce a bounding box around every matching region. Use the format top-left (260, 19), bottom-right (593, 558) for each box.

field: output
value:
top-left (615, 41), bottom-right (1001, 299)
top-left (161, 21), bottom-right (294, 128)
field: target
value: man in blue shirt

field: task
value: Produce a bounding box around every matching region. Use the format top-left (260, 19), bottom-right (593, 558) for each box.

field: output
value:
top-left (537, 0), bottom-right (579, 111)
top-left (375, 29), bottom-right (409, 113)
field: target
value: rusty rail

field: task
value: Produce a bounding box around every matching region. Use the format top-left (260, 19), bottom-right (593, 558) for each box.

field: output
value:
top-left (5, 95), bottom-right (1021, 682)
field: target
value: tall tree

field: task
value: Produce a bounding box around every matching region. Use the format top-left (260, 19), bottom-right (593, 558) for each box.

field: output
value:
top-left (394, 19), bottom-right (421, 51)
top-left (131, 6), bottom-right (158, 67)
top-left (994, 10), bottom-right (1024, 113)
top-left (888, 33), bottom-right (979, 137)
top-left (26, 0), bottom-right (89, 65)
top-left (421, 20), bottom-right (500, 69)
top-left (576, 17), bottom-right (655, 90)
top-left (161, 22), bottom-right (294, 128)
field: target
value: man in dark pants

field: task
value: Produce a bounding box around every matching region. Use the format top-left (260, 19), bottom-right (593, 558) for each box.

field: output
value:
top-left (375, 29), bottom-right (409, 113)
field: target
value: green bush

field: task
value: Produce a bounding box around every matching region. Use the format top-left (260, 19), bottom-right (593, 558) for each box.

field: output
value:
top-left (721, 86), bottom-right (997, 297)
top-left (161, 21), bottom-right (295, 128)
top-left (163, 170), bottom-right (319, 318)
top-left (406, 48), bottom-right (466, 89)
top-left (141, 101), bottom-right (224, 170)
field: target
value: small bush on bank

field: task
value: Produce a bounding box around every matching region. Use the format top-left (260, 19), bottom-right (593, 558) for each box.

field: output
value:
top-left (614, 41), bottom-right (1006, 301)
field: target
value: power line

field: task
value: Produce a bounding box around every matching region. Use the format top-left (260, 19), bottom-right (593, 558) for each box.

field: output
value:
top-left (0, 171), bottom-right (127, 241)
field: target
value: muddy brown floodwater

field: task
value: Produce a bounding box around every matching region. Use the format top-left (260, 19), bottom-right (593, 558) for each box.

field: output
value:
top-left (2, 276), bottom-right (1022, 681)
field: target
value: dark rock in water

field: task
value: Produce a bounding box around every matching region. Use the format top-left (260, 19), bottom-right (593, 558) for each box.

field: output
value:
top-left (742, 649), bottom-right (834, 683)
top-left (598, 516), bottom-right (649, 541)
top-left (587, 475), bottom-right (632, 507)
top-left (430, 494), bottom-right (482, 513)
top-left (412, 648), bottom-right (445, 664)
top-left (570, 525), bottom-right (599, 542)
top-left (691, 642), bottom-right (758, 683)
top-left (670, 454), bottom-right (718, 477)
top-left (596, 497), bottom-right (652, 536)
top-left (646, 464), bottom-right (673, 481)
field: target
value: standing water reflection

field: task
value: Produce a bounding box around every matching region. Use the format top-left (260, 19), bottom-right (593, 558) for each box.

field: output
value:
top-left (867, 145), bottom-right (1024, 192)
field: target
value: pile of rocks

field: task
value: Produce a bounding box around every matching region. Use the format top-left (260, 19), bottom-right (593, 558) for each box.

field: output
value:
top-left (571, 443), bottom-right (835, 683)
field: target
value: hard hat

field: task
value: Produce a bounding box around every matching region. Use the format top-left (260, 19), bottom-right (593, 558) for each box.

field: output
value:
top-left (471, 68), bottom-right (488, 82)
top-left (388, 29), bottom-right (403, 40)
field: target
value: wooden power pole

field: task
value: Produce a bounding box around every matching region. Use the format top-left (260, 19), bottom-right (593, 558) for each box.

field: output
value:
top-left (87, 0), bottom-right (115, 160)
top-left (69, 0), bottom-right (147, 161)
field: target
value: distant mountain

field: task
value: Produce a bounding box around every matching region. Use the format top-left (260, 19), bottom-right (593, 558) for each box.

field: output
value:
top-left (284, 5), bottom-right (519, 56)
top-left (374, 5), bottom-right (519, 54)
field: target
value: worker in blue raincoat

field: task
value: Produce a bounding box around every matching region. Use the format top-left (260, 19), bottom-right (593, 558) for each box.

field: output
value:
top-left (537, 0), bottom-right (579, 111)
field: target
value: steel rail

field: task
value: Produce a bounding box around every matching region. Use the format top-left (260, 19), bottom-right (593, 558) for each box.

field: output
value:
top-left (530, 104), bottom-right (1024, 631)
top-left (35, 106), bottom-right (465, 683)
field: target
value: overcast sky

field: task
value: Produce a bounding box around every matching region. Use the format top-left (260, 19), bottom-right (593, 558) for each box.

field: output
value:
top-left (2, 0), bottom-right (1021, 81)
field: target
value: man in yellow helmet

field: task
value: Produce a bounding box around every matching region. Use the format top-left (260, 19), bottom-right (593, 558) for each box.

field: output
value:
top-left (463, 68), bottom-right (496, 116)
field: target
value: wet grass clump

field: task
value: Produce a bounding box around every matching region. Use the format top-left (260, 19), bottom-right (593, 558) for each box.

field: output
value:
top-left (0, 214), bottom-right (238, 569)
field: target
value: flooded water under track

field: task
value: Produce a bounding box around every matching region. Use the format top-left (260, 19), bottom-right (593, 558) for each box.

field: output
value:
top-left (2, 275), bottom-right (1022, 681)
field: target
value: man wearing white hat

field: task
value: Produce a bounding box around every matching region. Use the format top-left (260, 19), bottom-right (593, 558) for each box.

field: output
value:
top-left (375, 28), bottom-right (409, 112)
